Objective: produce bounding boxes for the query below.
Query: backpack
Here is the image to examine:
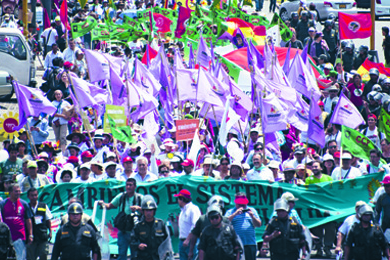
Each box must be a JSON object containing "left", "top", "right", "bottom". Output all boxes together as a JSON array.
[{"left": 40, "top": 67, "right": 61, "bottom": 94}]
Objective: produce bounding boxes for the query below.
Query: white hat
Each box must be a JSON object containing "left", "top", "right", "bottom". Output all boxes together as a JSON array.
[
  {"left": 323, "top": 153, "right": 334, "bottom": 161},
  {"left": 106, "top": 152, "right": 116, "bottom": 158},
  {"left": 341, "top": 153, "right": 352, "bottom": 160},
  {"left": 104, "top": 161, "right": 117, "bottom": 169},
  {"left": 268, "top": 160, "right": 280, "bottom": 169},
  {"left": 80, "top": 163, "right": 91, "bottom": 170}
]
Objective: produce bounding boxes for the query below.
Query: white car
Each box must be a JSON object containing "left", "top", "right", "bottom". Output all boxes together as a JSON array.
[{"left": 279, "top": 0, "right": 358, "bottom": 22}]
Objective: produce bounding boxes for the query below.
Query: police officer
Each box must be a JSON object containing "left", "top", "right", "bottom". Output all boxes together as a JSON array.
[
  {"left": 187, "top": 196, "right": 230, "bottom": 259},
  {"left": 198, "top": 205, "right": 242, "bottom": 260},
  {"left": 342, "top": 42, "right": 355, "bottom": 72},
  {"left": 27, "top": 187, "right": 52, "bottom": 260},
  {"left": 322, "top": 19, "right": 338, "bottom": 64},
  {"left": 52, "top": 203, "right": 100, "bottom": 260},
  {"left": 345, "top": 204, "right": 389, "bottom": 260},
  {"left": 130, "top": 195, "right": 172, "bottom": 260},
  {"left": 296, "top": 11, "right": 310, "bottom": 43},
  {"left": 263, "top": 199, "right": 307, "bottom": 260}
]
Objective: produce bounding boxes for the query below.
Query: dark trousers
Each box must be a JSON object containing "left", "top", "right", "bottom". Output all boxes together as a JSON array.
[
  {"left": 269, "top": 0, "right": 276, "bottom": 12},
  {"left": 244, "top": 245, "right": 257, "bottom": 260}
]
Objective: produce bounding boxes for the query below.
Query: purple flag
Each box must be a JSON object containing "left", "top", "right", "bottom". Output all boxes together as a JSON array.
[
  {"left": 249, "top": 40, "right": 264, "bottom": 70},
  {"left": 219, "top": 97, "right": 241, "bottom": 147},
  {"left": 110, "top": 67, "right": 128, "bottom": 108},
  {"left": 70, "top": 75, "right": 99, "bottom": 109},
  {"left": 130, "top": 84, "right": 159, "bottom": 122},
  {"left": 146, "top": 44, "right": 151, "bottom": 69},
  {"left": 210, "top": 41, "right": 215, "bottom": 71},
  {"left": 102, "top": 53, "right": 122, "bottom": 75},
  {"left": 83, "top": 49, "right": 110, "bottom": 83},
  {"left": 287, "top": 51, "right": 321, "bottom": 101},
  {"left": 265, "top": 132, "right": 281, "bottom": 155},
  {"left": 176, "top": 68, "right": 197, "bottom": 102},
  {"left": 197, "top": 68, "right": 229, "bottom": 107},
  {"left": 289, "top": 94, "right": 310, "bottom": 132},
  {"left": 196, "top": 37, "right": 211, "bottom": 68},
  {"left": 307, "top": 96, "right": 326, "bottom": 147},
  {"left": 133, "top": 59, "right": 162, "bottom": 97},
  {"left": 13, "top": 81, "right": 57, "bottom": 131},
  {"left": 330, "top": 92, "right": 365, "bottom": 128},
  {"left": 260, "top": 92, "right": 288, "bottom": 133},
  {"left": 189, "top": 44, "right": 195, "bottom": 69},
  {"left": 218, "top": 31, "right": 234, "bottom": 42},
  {"left": 282, "top": 45, "right": 291, "bottom": 77},
  {"left": 174, "top": 48, "right": 186, "bottom": 70},
  {"left": 301, "top": 43, "right": 308, "bottom": 63}
]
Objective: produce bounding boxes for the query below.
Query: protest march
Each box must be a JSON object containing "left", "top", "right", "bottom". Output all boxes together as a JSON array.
[{"left": 2, "top": 0, "right": 390, "bottom": 259}]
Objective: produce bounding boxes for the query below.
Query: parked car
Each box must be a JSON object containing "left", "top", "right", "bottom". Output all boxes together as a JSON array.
[
  {"left": 0, "top": 28, "right": 36, "bottom": 101},
  {"left": 354, "top": 0, "right": 390, "bottom": 17},
  {"left": 279, "top": 0, "right": 357, "bottom": 22}
]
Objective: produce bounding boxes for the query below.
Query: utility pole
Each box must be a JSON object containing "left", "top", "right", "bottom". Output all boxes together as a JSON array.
[{"left": 370, "top": 0, "right": 375, "bottom": 50}]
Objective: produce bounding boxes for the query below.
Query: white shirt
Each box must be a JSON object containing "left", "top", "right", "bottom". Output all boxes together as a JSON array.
[
  {"left": 324, "top": 96, "right": 337, "bottom": 114},
  {"left": 62, "top": 46, "right": 80, "bottom": 63},
  {"left": 338, "top": 215, "right": 359, "bottom": 235},
  {"left": 130, "top": 171, "right": 157, "bottom": 182},
  {"left": 51, "top": 100, "right": 71, "bottom": 125},
  {"left": 331, "top": 166, "right": 362, "bottom": 180},
  {"left": 30, "top": 202, "right": 53, "bottom": 224},
  {"left": 373, "top": 186, "right": 385, "bottom": 204},
  {"left": 41, "top": 28, "right": 58, "bottom": 46},
  {"left": 247, "top": 166, "right": 274, "bottom": 181},
  {"left": 90, "top": 172, "right": 105, "bottom": 182},
  {"left": 44, "top": 50, "right": 63, "bottom": 69},
  {"left": 178, "top": 202, "right": 201, "bottom": 239},
  {"left": 361, "top": 127, "right": 383, "bottom": 149}
]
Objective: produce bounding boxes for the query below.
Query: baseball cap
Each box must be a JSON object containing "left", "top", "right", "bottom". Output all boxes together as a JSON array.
[
  {"left": 122, "top": 156, "right": 133, "bottom": 163},
  {"left": 381, "top": 175, "right": 390, "bottom": 185},
  {"left": 80, "top": 163, "right": 91, "bottom": 170},
  {"left": 281, "top": 192, "right": 299, "bottom": 201},
  {"left": 323, "top": 153, "right": 334, "bottom": 161},
  {"left": 67, "top": 156, "right": 79, "bottom": 163},
  {"left": 55, "top": 16, "right": 61, "bottom": 21},
  {"left": 81, "top": 151, "right": 93, "bottom": 158},
  {"left": 104, "top": 161, "right": 117, "bottom": 169},
  {"left": 27, "top": 161, "right": 38, "bottom": 168},
  {"left": 107, "top": 152, "right": 116, "bottom": 158},
  {"left": 181, "top": 159, "right": 194, "bottom": 167},
  {"left": 234, "top": 194, "right": 249, "bottom": 205},
  {"left": 341, "top": 153, "right": 352, "bottom": 160},
  {"left": 174, "top": 189, "right": 191, "bottom": 199},
  {"left": 333, "top": 151, "right": 341, "bottom": 158}
]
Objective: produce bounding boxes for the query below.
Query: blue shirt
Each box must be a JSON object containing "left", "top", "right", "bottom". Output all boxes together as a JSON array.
[
  {"left": 28, "top": 117, "right": 49, "bottom": 145},
  {"left": 225, "top": 206, "right": 259, "bottom": 245}
]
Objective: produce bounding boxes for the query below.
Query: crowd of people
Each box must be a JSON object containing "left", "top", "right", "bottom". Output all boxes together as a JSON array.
[{"left": 1, "top": 0, "right": 390, "bottom": 259}]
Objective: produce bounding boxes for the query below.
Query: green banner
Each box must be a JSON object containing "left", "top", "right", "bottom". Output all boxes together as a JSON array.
[
  {"left": 341, "top": 125, "right": 385, "bottom": 163},
  {"left": 4, "top": 174, "right": 383, "bottom": 254},
  {"left": 71, "top": 17, "right": 98, "bottom": 39},
  {"left": 379, "top": 108, "right": 390, "bottom": 142}
]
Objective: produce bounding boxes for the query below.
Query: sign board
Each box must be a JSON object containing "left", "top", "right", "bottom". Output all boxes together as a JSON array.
[
  {"left": 175, "top": 119, "right": 199, "bottom": 141},
  {"left": 103, "top": 105, "right": 127, "bottom": 133}
]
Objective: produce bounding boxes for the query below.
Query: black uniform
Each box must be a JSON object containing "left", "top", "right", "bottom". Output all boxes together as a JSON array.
[
  {"left": 191, "top": 215, "right": 230, "bottom": 237},
  {"left": 198, "top": 223, "right": 242, "bottom": 260},
  {"left": 342, "top": 51, "right": 355, "bottom": 72},
  {"left": 131, "top": 218, "right": 169, "bottom": 260},
  {"left": 346, "top": 222, "right": 388, "bottom": 260},
  {"left": 322, "top": 28, "right": 338, "bottom": 63},
  {"left": 353, "top": 54, "right": 367, "bottom": 70},
  {"left": 51, "top": 222, "right": 100, "bottom": 260},
  {"left": 262, "top": 216, "right": 305, "bottom": 260},
  {"left": 0, "top": 222, "right": 13, "bottom": 259},
  {"left": 296, "top": 20, "right": 309, "bottom": 43},
  {"left": 30, "top": 202, "right": 50, "bottom": 242}
]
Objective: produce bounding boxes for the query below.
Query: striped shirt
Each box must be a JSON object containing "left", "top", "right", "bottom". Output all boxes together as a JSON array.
[{"left": 225, "top": 206, "right": 259, "bottom": 245}]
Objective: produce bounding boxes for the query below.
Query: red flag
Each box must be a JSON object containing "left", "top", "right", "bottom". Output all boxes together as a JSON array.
[
  {"left": 60, "top": 0, "right": 70, "bottom": 31},
  {"left": 175, "top": 6, "right": 192, "bottom": 38},
  {"left": 141, "top": 45, "right": 158, "bottom": 65},
  {"left": 153, "top": 13, "right": 172, "bottom": 33},
  {"left": 338, "top": 12, "right": 372, "bottom": 40}
]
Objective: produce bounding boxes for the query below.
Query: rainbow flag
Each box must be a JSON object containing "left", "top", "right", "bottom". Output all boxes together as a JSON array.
[{"left": 357, "top": 58, "right": 390, "bottom": 82}]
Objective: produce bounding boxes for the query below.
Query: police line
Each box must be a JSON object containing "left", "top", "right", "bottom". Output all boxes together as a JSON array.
[{"left": 0, "top": 173, "right": 384, "bottom": 254}]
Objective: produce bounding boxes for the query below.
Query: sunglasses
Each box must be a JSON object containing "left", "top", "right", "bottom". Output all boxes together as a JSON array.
[
  {"left": 160, "top": 171, "right": 169, "bottom": 174},
  {"left": 178, "top": 197, "right": 185, "bottom": 201},
  {"left": 221, "top": 163, "right": 229, "bottom": 166},
  {"left": 329, "top": 146, "right": 337, "bottom": 149},
  {"left": 209, "top": 215, "right": 220, "bottom": 220}
]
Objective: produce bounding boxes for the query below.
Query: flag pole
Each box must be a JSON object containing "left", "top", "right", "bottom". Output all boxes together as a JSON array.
[
  {"left": 25, "top": 122, "right": 39, "bottom": 159},
  {"left": 370, "top": 0, "right": 375, "bottom": 50},
  {"left": 67, "top": 73, "right": 96, "bottom": 154},
  {"left": 175, "top": 62, "right": 182, "bottom": 119},
  {"left": 304, "top": 90, "right": 313, "bottom": 174},
  {"left": 199, "top": 104, "right": 211, "bottom": 130}
]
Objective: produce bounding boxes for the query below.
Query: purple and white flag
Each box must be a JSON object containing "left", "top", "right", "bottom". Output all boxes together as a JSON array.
[
  {"left": 287, "top": 51, "right": 321, "bottom": 101},
  {"left": 196, "top": 37, "right": 211, "bottom": 68},
  {"left": 289, "top": 94, "right": 310, "bottom": 132},
  {"left": 176, "top": 68, "right": 197, "bottom": 102},
  {"left": 133, "top": 59, "right": 162, "bottom": 97},
  {"left": 330, "top": 92, "right": 365, "bottom": 128},
  {"left": 219, "top": 97, "right": 241, "bottom": 147},
  {"left": 308, "top": 96, "right": 326, "bottom": 147},
  {"left": 197, "top": 68, "right": 228, "bottom": 107},
  {"left": 83, "top": 49, "right": 110, "bottom": 83},
  {"left": 261, "top": 93, "right": 288, "bottom": 133},
  {"left": 13, "top": 81, "right": 57, "bottom": 131}
]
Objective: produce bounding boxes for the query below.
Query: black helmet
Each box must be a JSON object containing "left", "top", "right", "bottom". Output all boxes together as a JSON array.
[
  {"left": 301, "top": 11, "right": 308, "bottom": 18},
  {"left": 359, "top": 45, "right": 369, "bottom": 53},
  {"left": 68, "top": 203, "right": 83, "bottom": 214},
  {"left": 141, "top": 195, "right": 158, "bottom": 210},
  {"left": 291, "top": 12, "right": 298, "bottom": 19},
  {"left": 325, "top": 19, "right": 332, "bottom": 27}
]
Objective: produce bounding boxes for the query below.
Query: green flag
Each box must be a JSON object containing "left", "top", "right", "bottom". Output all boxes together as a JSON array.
[
  {"left": 379, "top": 108, "right": 390, "bottom": 142},
  {"left": 71, "top": 17, "right": 98, "bottom": 39},
  {"left": 268, "top": 13, "right": 292, "bottom": 42},
  {"left": 341, "top": 125, "right": 385, "bottom": 163},
  {"left": 107, "top": 115, "right": 137, "bottom": 144}
]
